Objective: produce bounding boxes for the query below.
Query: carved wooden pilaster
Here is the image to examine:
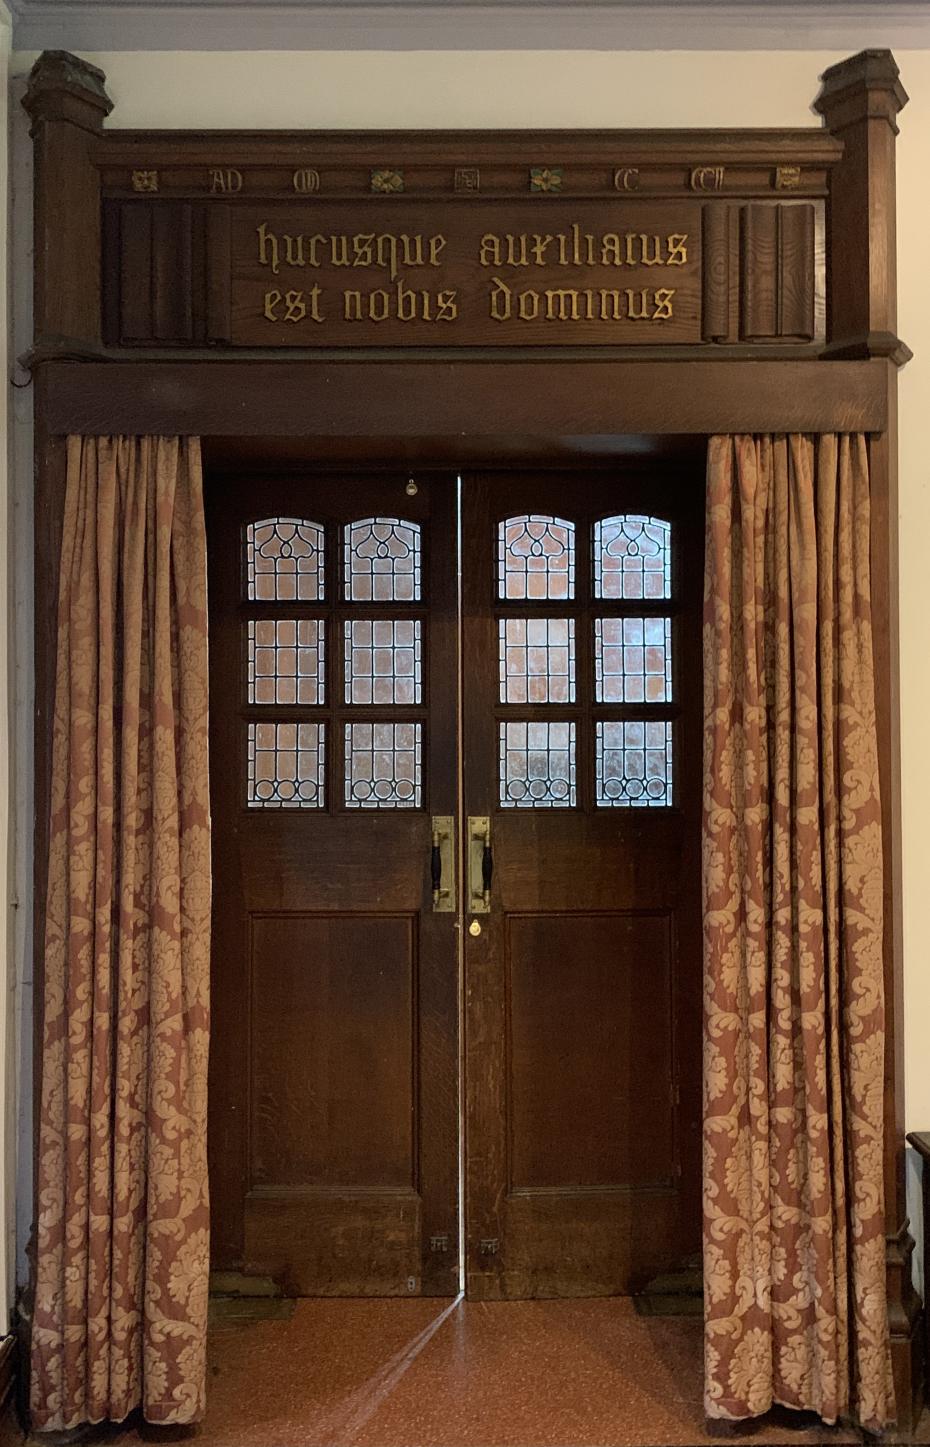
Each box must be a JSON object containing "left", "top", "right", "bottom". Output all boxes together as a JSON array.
[
  {"left": 817, "top": 47, "right": 921, "bottom": 1438},
  {"left": 815, "top": 49, "right": 909, "bottom": 363},
  {"left": 22, "top": 51, "right": 113, "bottom": 355}
]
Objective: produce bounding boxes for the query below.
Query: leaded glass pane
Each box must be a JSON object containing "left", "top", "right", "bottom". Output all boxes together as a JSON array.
[
  {"left": 499, "top": 721, "right": 576, "bottom": 808},
  {"left": 247, "top": 619, "right": 325, "bottom": 705},
  {"left": 345, "top": 722, "right": 422, "bottom": 808},
  {"left": 498, "top": 515, "right": 575, "bottom": 601},
  {"left": 246, "top": 517, "right": 324, "bottom": 601},
  {"left": 344, "top": 619, "right": 422, "bottom": 704},
  {"left": 595, "top": 616, "right": 671, "bottom": 704},
  {"left": 596, "top": 720, "right": 672, "bottom": 807},
  {"left": 344, "top": 518, "right": 421, "bottom": 601},
  {"left": 499, "top": 617, "right": 575, "bottom": 704},
  {"left": 247, "top": 722, "right": 325, "bottom": 808},
  {"left": 594, "top": 515, "right": 670, "bottom": 600}
]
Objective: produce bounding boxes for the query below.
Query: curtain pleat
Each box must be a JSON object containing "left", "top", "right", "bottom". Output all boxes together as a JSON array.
[
  {"left": 31, "top": 436, "right": 211, "bottom": 1430},
  {"left": 702, "top": 434, "right": 892, "bottom": 1431}
]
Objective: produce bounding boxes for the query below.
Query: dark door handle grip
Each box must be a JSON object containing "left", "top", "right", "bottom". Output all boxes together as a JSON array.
[
  {"left": 481, "top": 840, "right": 494, "bottom": 898},
  {"left": 431, "top": 817, "right": 454, "bottom": 912}
]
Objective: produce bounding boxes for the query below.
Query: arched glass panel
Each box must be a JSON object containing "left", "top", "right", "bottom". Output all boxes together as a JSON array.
[
  {"left": 498, "top": 515, "right": 575, "bottom": 601},
  {"left": 344, "top": 517, "right": 421, "bottom": 601},
  {"left": 246, "top": 517, "right": 324, "bottom": 601},
  {"left": 594, "top": 515, "right": 670, "bottom": 600}
]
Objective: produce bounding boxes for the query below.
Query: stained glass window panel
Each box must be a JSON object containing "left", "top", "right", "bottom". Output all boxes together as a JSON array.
[
  {"left": 344, "top": 518, "right": 421, "bottom": 601},
  {"left": 498, "top": 617, "right": 575, "bottom": 704},
  {"left": 246, "top": 517, "right": 324, "bottom": 601},
  {"left": 247, "top": 722, "right": 325, "bottom": 808},
  {"left": 594, "top": 515, "right": 670, "bottom": 600},
  {"left": 594, "top": 616, "right": 671, "bottom": 703},
  {"left": 596, "top": 720, "right": 672, "bottom": 807},
  {"left": 345, "top": 619, "right": 422, "bottom": 704},
  {"left": 345, "top": 722, "right": 422, "bottom": 808},
  {"left": 499, "top": 721, "right": 576, "bottom": 808},
  {"left": 247, "top": 619, "right": 325, "bottom": 705},
  {"left": 499, "top": 515, "right": 575, "bottom": 601}
]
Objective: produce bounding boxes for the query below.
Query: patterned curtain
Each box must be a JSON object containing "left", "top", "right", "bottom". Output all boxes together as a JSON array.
[
  {"left": 30, "top": 437, "right": 211, "bottom": 1430},
  {"left": 702, "top": 434, "right": 892, "bottom": 1432}
]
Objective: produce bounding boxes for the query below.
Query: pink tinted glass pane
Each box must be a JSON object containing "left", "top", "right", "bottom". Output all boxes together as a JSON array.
[
  {"left": 595, "top": 515, "right": 670, "bottom": 600},
  {"left": 499, "top": 516, "right": 575, "bottom": 600},
  {"left": 499, "top": 617, "right": 575, "bottom": 703},
  {"left": 246, "top": 518, "right": 324, "bottom": 601}
]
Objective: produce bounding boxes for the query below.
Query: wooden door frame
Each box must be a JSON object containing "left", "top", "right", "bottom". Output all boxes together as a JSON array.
[{"left": 23, "top": 46, "right": 920, "bottom": 1432}]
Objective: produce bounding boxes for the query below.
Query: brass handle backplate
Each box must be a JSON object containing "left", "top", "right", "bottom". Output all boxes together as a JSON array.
[
  {"left": 467, "top": 816, "right": 491, "bottom": 914},
  {"left": 431, "top": 816, "right": 455, "bottom": 912}
]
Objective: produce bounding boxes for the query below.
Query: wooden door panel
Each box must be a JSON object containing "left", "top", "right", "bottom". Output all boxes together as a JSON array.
[
  {"left": 507, "top": 912, "right": 674, "bottom": 1191},
  {"left": 495, "top": 815, "right": 685, "bottom": 910},
  {"left": 243, "top": 1192, "right": 422, "bottom": 1297},
  {"left": 463, "top": 469, "right": 703, "bottom": 1300},
  {"left": 238, "top": 817, "right": 428, "bottom": 910},
  {"left": 496, "top": 1192, "right": 681, "bottom": 1300},
  {"left": 250, "top": 913, "right": 416, "bottom": 1191},
  {"left": 207, "top": 471, "right": 459, "bottom": 1298}
]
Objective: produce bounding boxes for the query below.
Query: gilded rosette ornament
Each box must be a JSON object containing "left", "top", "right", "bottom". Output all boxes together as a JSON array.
[
  {"left": 371, "top": 169, "right": 405, "bottom": 194},
  {"left": 530, "top": 167, "right": 563, "bottom": 193}
]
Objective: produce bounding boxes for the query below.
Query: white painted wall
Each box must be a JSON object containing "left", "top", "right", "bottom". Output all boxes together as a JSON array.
[{"left": 7, "top": 42, "right": 930, "bottom": 1293}]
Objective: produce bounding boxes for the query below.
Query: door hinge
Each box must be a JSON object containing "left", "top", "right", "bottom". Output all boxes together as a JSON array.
[
  {"left": 479, "top": 1237, "right": 499, "bottom": 1256},
  {"left": 429, "top": 1234, "right": 450, "bottom": 1253}
]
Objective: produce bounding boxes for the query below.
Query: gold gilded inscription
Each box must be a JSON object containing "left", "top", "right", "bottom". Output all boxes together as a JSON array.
[
  {"left": 211, "top": 167, "right": 243, "bottom": 193},
  {"left": 478, "top": 227, "right": 688, "bottom": 268},
  {"left": 257, "top": 223, "right": 446, "bottom": 280},
  {"left": 343, "top": 285, "right": 458, "bottom": 322},
  {"left": 263, "top": 287, "right": 325, "bottom": 322},
  {"left": 690, "top": 166, "right": 724, "bottom": 192},
  {"left": 614, "top": 168, "right": 640, "bottom": 192},
  {"left": 293, "top": 168, "right": 321, "bottom": 194},
  {"left": 488, "top": 278, "right": 676, "bottom": 322},
  {"left": 247, "top": 210, "right": 696, "bottom": 334}
]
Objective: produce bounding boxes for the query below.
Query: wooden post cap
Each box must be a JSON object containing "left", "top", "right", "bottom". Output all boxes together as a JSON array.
[
  {"left": 906, "top": 1132, "right": 930, "bottom": 1162},
  {"left": 22, "top": 50, "right": 113, "bottom": 135},
  {"left": 814, "top": 49, "right": 908, "bottom": 133}
]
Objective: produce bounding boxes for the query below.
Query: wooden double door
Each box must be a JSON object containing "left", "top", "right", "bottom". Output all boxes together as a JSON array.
[{"left": 207, "top": 466, "right": 702, "bottom": 1301}]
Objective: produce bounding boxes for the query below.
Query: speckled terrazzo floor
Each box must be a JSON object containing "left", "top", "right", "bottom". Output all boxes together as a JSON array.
[{"left": 5, "top": 1296, "right": 929, "bottom": 1447}]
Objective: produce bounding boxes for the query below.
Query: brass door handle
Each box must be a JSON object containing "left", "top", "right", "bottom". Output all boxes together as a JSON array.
[
  {"left": 431, "top": 816, "right": 454, "bottom": 912},
  {"left": 468, "top": 816, "right": 491, "bottom": 914}
]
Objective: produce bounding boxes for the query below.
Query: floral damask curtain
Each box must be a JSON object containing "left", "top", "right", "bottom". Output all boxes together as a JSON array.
[
  {"left": 702, "top": 434, "right": 892, "bottom": 1432},
  {"left": 31, "top": 437, "right": 211, "bottom": 1430}
]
